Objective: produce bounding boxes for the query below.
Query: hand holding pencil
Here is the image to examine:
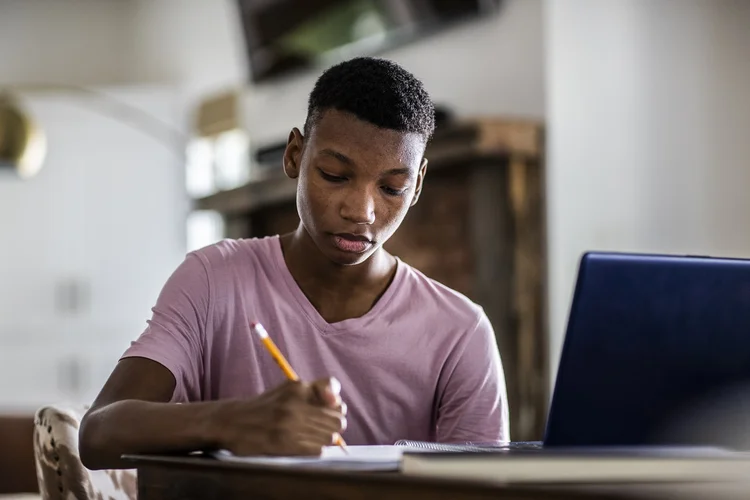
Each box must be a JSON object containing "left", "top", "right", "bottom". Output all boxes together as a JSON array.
[{"left": 251, "top": 321, "right": 349, "bottom": 453}]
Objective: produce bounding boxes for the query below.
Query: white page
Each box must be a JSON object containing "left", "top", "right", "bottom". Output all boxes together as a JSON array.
[{"left": 213, "top": 445, "right": 403, "bottom": 471}]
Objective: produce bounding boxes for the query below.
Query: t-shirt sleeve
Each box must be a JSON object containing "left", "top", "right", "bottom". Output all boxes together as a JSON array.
[
  {"left": 120, "top": 252, "right": 211, "bottom": 402},
  {"left": 435, "top": 310, "right": 510, "bottom": 443}
]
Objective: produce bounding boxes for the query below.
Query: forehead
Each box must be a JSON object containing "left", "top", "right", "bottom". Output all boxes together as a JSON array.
[{"left": 307, "top": 109, "right": 425, "bottom": 167}]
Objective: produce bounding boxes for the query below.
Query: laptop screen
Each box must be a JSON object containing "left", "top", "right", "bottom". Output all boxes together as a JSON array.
[{"left": 545, "top": 252, "right": 750, "bottom": 449}]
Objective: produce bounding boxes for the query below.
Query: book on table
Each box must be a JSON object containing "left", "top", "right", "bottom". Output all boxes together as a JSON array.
[{"left": 399, "top": 446, "right": 750, "bottom": 483}]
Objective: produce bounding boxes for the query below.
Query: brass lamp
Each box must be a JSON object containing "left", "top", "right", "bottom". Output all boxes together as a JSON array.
[{"left": 0, "top": 93, "right": 47, "bottom": 179}]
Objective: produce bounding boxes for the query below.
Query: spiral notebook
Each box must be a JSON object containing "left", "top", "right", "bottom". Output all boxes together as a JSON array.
[{"left": 394, "top": 440, "right": 544, "bottom": 452}]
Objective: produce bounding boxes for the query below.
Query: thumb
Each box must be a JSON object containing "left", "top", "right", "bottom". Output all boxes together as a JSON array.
[{"left": 309, "top": 377, "right": 341, "bottom": 408}]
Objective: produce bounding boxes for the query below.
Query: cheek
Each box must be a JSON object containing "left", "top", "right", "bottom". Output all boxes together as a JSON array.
[
  {"left": 297, "top": 175, "right": 332, "bottom": 227},
  {"left": 378, "top": 197, "right": 412, "bottom": 233}
]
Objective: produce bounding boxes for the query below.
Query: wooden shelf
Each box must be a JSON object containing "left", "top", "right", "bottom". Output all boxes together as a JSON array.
[{"left": 194, "top": 173, "right": 297, "bottom": 216}]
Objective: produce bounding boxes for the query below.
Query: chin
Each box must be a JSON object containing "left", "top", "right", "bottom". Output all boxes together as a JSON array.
[
  {"left": 318, "top": 240, "right": 378, "bottom": 266},
  {"left": 326, "top": 248, "right": 373, "bottom": 266}
]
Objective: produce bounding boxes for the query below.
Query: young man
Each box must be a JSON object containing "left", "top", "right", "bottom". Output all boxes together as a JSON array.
[{"left": 79, "top": 57, "right": 508, "bottom": 470}]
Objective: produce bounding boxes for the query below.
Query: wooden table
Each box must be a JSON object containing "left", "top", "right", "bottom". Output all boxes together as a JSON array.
[{"left": 126, "top": 454, "right": 708, "bottom": 500}]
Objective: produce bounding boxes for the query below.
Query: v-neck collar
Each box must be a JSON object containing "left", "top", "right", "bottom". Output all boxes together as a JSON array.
[{"left": 269, "top": 235, "right": 404, "bottom": 335}]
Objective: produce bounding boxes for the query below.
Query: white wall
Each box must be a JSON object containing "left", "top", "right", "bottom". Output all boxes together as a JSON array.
[
  {"left": 0, "top": 88, "right": 187, "bottom": 411},
  {"left": 546, "top": 0, "right": 750, "bottom": 387},
  {"left": 128, "top": 0, "right": 248, "bottom": 101},
  {"left": 0, "top": 0, "right": 134, "bottom": 86},
  {"left": 243, "top": 0, "right": 545, "bottom": 145},
  {"left": 0, "top": 1, "right": 190, "bottom": 410},
  {"left": 0, "top": 0, "right": 247, "bottom": 99},
  {"left": 0, "top": 1, "right": 194, "bottom": 410}
]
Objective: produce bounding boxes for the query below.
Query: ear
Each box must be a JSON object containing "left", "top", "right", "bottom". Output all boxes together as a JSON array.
[
  {"left": 283, "top": 127, "right": 305, "bottom": 179},
  {"left": 410, "top": 158, "right": 428, "bottom": 207}
]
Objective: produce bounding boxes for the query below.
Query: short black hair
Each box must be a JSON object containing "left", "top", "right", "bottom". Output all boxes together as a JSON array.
[{"left": 304, "top": 57, "right": 435, "bottom": 142}]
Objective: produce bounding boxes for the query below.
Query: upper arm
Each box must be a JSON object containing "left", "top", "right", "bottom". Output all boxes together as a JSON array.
[
  {"left": 435, "top": 311, "right": 510, "bottom": 443},
  {"left": 88, "top": 357, "right": 176, "bottom": 413},
  {"left": 112, "top": 252, "right": 212, "bottom": 404}
]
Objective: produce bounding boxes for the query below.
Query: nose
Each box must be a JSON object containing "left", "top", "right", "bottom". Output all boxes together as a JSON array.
[{"left": 340, "top": 186, "right": 375, "bottom": 225}]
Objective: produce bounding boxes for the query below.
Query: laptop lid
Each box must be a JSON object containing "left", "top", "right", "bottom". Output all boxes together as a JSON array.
[{"left": 544, "top": 252, "right": 750, "bottom": 448}]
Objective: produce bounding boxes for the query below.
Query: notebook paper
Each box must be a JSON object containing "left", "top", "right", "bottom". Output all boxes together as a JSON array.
[{"left": 213, "top": 445, "right": 403, "bottom": 471}]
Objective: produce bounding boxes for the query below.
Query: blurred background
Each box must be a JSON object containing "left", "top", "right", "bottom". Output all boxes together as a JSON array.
[{"left": 1, "top": 0, "right": 749, "bottom": 495}]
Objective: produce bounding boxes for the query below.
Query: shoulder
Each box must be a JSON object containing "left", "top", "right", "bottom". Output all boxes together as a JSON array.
[
  {"left": 189, "top": 236, "right": 278, "bottom": 276},
  {"left": 396, "top": 260, "right": 486, "bottom": 332}
]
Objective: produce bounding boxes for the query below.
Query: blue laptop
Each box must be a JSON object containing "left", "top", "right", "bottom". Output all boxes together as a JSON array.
[{"left": 544, "top": 251, "right": 750, "bottom": 449}]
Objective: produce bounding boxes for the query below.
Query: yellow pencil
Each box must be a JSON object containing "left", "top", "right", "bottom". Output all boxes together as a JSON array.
[{"left": 251, "top": 321, "right": 348, "bottom": 452}]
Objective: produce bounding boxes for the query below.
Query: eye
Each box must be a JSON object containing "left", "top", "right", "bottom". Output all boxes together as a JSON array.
[
  {"left": 318, "top": 169, "right": 346, "bottom": 183},
  {"left": 381, "top": 185, "right": 408, "bottom": 197}
]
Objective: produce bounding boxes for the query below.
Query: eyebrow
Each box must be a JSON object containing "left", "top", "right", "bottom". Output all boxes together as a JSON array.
[
  {"left": 319, "top": 148, "right": 414, "bottom": 177},
  {"left": 320, "top": 148, "right": 355, "bottom": 166},
  {"left": 383, "top": 167, "right": 412, "bottom": 177}
]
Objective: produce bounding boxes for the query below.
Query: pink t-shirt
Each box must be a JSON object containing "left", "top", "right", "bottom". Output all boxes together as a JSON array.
[{"left": 122, "top": 236, "right": 509, "bottom": 444}]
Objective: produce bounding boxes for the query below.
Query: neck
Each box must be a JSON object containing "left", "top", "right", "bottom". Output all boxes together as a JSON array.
[
  {"left": 279, "top": 225, "right": 397, "bottom": 322},
  {"left": 281, "top": 225, "right": 394, "bottom": 291}
]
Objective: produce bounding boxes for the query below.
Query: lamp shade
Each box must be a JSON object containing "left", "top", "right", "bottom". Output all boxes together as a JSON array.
[{"left": 0, "top": 94, "right": 46, "bottom": 179}]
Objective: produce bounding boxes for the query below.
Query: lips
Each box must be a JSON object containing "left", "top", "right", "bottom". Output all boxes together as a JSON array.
[{"left": 332, "top": 233, "right": 373, "bottom": 254}]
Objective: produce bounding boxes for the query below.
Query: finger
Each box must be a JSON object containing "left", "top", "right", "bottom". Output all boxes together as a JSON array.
[
  {"left": 281, "top": 434, "right": 325, "bottom": 457},
  {"left": 292, "top": 438, "right": 326, "bottom": 457},
  {"left": 332, "top": 432, "right": 345, "bottom": 446},
  {"left": 309, "top": 377, "right": 341, "bottom": 407},
  {"left": 273, "top": 379, "right": 308, "bottom": 401},
  {"left": 329, "top": 398, "right": 347, "bottom": 414},
  {"left": 299, "top": 426, "right": 341, "bottom": 449},
  {"left": 274, "top": 417, "right": 343, "bottom": 456},
  {"left": 290, "top": 424, "right": 339, "bottom": 450},
  {"left": 310, "top": 377, "right": 340, "bottom": 407},
  {"left": 298, "top": 443, "right": 325, "bottom": 456},
  {"left": 285, "top": 399, "right": 345, "bottom": 430},
  {"left": 303, "top": 406, "right": 347, "bottom": 434},
  {"left": 306, "top": 409, "right": 347, "bottom": 432},
  {"left": 265, "top": 426, "right": 330, "bottom": 457}
]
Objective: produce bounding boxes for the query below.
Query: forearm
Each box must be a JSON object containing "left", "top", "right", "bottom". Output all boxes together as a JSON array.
[{"left": 79, "top": 399, "right": 225, "bottom": 470}]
